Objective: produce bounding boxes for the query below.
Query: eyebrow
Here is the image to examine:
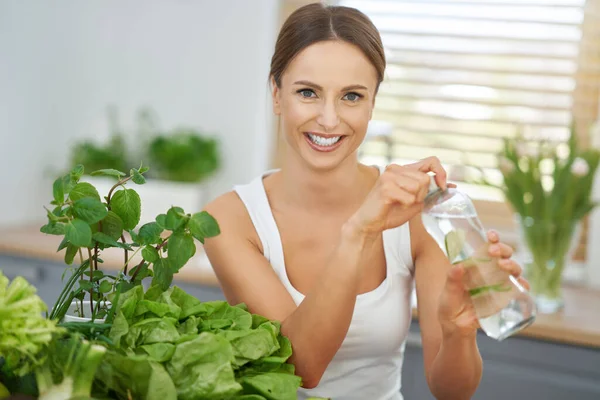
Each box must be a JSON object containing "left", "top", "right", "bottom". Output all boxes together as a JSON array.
[{"left": 293, "top": 80, "right": 368, "bottom": 92}]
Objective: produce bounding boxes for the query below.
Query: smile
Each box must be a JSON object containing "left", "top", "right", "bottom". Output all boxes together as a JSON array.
[{"left": 304, "top": 132, "right": 346, "bottom": 151}]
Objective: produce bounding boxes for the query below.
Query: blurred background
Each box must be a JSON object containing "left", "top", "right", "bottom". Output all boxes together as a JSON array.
[{"left": 1, "top": 0, "right": 599, "bottom": 399}]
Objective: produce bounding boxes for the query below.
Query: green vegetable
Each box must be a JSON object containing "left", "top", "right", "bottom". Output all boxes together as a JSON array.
[
  {"left": 469, "top": 283, "right": 512, "bottom": 297},
  {"left": 35, "top": 336, "right": 106, "bottom": 400},
  {"left": 444, "top": 229, "right": 466, "bottom": 263},
  {"left": 0, "top": 272, "right": 63, "bottom": 376},
  {"left": 101, "top": 285, "right": 300, "bottom": 399}
]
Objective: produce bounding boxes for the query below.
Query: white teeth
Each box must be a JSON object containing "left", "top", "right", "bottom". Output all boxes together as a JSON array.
[{"left": 308, "top": 134, "right": 341, "bottom": 147}]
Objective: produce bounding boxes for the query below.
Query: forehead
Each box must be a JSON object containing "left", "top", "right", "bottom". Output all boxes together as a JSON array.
[{"left": 282, "top": 40, "right": 378, "bottom": 88}]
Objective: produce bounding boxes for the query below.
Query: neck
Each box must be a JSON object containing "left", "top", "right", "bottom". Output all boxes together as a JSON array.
[{"left": 276, "top": 149, "right": 374, "bottom": 212}]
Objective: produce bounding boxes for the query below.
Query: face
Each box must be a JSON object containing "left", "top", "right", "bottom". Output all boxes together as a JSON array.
[{"left": 272, "top": 40, "right": 379, "bottom": 171}]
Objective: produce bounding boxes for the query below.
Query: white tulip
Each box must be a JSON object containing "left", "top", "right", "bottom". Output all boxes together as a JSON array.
[{"left": 571, "top": 157, "right": 590, "bottom": 177}]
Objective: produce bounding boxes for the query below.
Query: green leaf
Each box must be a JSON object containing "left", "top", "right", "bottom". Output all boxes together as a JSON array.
[
  {"left": 69, "top": 182, "right": 100, "bottom": 202},
  {"left": 111, "top": 189, "right": 142, "bottom": 230},
  {"left": 164, "top": 207, "right": 187, "bottom": 232},
  {"left": 139, "top": 165, "right": 150, "bottom": 174},
  {"left": 142, "top": 246, "right": 160, "bottom": 263},
  {"left": 73, "top": 197, "right": 108, "bottom": 224},
  {"left": 52, "top": 176, "right": 65, "bottom": 205},
  {"left": 57, "top": 236, "right": 69, "bottom": 252},
  {"left": 93, "top": 232, "right": 133, "bottom": 250},
  {"left": 166, "top": 333, "right": 242, "bottom": 400},
  {"left": 79, "top": 280, "right": 93, "bottom": 291},
  {"left": 131, "top": 168, "right": 146, "bottom": 185},
  {"left": 90, "top": 169, "right": 126, "bottom": 178},
  {"left": 238, "top": 373, "right": 302, "bottom": 400},
  {"left": 64, "top": 244, "right": 78, "bottom": 265},
  {"left": 99, "top": 280, "right": 112, "bottom": 293},
  {"left": 151, "top": 258, "right": 174, "bottom": 291},
  {"left": 167, "top": 232, "right": 195, "bottom": 272},
  {"left": 102, "top": 211, "right": 124, "bottom": 240},
  {"left": 70, "top": 164, "right": 84, "bottom": 179},
  {"left": 138, "top": 222, "right": 164, "bottom": 245},
  {"left": 66, "top": 219, "right": 92, "bottom": 247},
  {"left": 140, "top": 343, "right": 176, "bottom": 363},
  {"left": 189, "top": 211, "right": 220, "bottom": 243},
  {"left": 40, "top": 222, "right": 66, "bottom": 235},
  {"left": 156, "top": 214, "right": 167, "bottom": 229},
  {"left": 217, "top": 324, "right": 280, "bottom": 367}
]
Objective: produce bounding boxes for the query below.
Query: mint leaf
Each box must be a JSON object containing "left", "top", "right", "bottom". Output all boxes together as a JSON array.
[
  {"left": 70, "top": 164, "right": 84, "bottom": 181},
  {"left": 189, "top": 211, "right": 220, "bottom": 243},
  {"left": 151, "top": 258, "right": 174, "bottom": 291},
  {"left": 101, "top": 211, "right": 124, "bottom": 240},
  {"left": 57, "top": 236, "right": 69, "bottom": 252},
  {"left": 142, "top": 246, "right": 159, "bottom": 263},
  {"left": 99, "top": 280, "right": 112, "bottom": 293},
  {"left": 93, "top": 232, "right": 133, "bottom": 250},
  {"left": 131, "top": 169, "right": 146, "bottom": 185},
  {"left": 138, "top": 222, "right": 164, "bottom": 245},
  {"left": 165, "top": 207, "right": 187, "bottom": 232},
  {"left": 90, "top": 169, "right": 126, "bottom": 178},
  {"left": 64, "top": 244, "right": 78, "bottom": 265},
  {"left": 167, "top": 232, "right": 195, "bottom": 272},
  {"left": 73, "top": 197, "right": 108, "bottom": 224},
  {"left": 69, "top": 182, "right": 101, "bottom": 202},
  {"left": 66, "top": 219, "right": 92, "bottom": 247},
  {"left": 139, "top": 165, "right": 150, "bottom": 174},
  {"left": 52, "top": 176, "right": 65, "bottom": 205},
  {"left": 40, "top": 222, "right": 66, "bottom": 235},
  {"left": 111, "top": 189, "right": 141, "bottom": 230},
  {"left": 156, "top": 214, "right": 167, "bottom": 229}
]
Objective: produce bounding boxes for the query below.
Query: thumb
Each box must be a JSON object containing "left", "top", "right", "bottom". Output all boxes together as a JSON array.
[{"left": 444, "top": 263, "right": 466, "bottom": 299}]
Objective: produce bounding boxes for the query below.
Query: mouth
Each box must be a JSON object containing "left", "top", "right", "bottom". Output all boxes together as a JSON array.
[{"left": 304, "top": 132, "right": 346, "bottom": 152}]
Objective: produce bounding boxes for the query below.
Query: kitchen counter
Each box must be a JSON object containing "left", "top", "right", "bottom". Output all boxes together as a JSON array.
[{"left": 1, "top": 225, "right": 599, "bottom": 348}]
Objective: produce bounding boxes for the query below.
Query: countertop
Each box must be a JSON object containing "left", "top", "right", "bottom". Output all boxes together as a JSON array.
[{"left": 1, "top": 225, "right": 599, "bottom": 348}]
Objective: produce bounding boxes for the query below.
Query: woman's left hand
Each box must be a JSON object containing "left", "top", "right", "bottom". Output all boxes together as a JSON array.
[{"left": 436, "top": 230, "right": 530, "bottom": 338}]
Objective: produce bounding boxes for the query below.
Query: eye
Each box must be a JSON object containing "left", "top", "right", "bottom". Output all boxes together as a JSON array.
[
  {"left": 297, "top": 89, "right": 316, "bottom": 98},
  {"left": 343, "top": 92, "right": 363, "bottom": 102}
]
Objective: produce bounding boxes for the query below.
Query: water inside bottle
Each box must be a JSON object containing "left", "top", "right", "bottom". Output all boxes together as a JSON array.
[{"left": 422, "top": 211, "right": 536, "bottom": 340}]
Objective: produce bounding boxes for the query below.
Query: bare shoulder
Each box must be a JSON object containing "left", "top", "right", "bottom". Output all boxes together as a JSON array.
[{"left": 203, "top": 190, "right": 262, "bottom": 252}]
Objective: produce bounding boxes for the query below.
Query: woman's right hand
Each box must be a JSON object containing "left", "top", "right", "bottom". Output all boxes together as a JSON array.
[{"left": 348, "top": 157, "right": 448, "bottom": 237}]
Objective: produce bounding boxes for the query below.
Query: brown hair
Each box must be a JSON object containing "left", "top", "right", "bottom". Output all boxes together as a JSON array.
[{"left": 270, "top": 3, "right": 386, "bottom": 91}]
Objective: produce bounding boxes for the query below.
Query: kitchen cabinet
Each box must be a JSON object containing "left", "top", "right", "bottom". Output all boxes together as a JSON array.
[{"left": 401, "top": 321, "right": 600, "bottom": 399}]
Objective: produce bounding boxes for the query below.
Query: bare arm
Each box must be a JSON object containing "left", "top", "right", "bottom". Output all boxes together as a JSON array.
[
  {"left": 411, "top": 214, "right": 482, "bottom": 400},
  {"left": 203, "top": 192, "right": 377, "bottom": 388}
]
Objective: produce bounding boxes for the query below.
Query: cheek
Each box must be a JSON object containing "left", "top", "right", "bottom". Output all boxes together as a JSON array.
[
  {"left": 280, "top": 98, "right": 315, "bottom": 132},
  {"left": 340, "top": 105, "right": 371, "bottom": 136}
]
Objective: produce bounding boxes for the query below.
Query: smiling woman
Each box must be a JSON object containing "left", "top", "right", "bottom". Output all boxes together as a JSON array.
[{"left": 202, "top": 3, "right": 526, "bottom": 400}]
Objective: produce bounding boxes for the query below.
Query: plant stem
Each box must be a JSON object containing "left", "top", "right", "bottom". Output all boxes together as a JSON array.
[
  {"left": 130, "top": 259, "right": 145, "bottom": 281},
  {"left": 106, "top": 176, "right": 132, "bottom": 210},
  {"left": 121, "top": 234, "right": 129, "bottom": 275},
  {"left": 87, "top": 247, "right": 94, "bottom": 318},
  {"left": 79, "top": 249, "right": 85, "bottom": 317}
]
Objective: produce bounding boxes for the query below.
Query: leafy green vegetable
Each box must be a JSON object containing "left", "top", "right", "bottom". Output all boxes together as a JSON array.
[
  {"left": 111, "top": 188, "right": 141, "bottom": 230},
  {"left": 103, "top": 285, "right": 300, "bottom": 400},
  {"left": 0, "top": 272, "right": 63, "bottom": 376}
]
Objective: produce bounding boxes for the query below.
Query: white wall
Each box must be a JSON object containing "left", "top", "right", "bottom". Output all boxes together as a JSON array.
[{"left": 0, "top": 0, "right": 279, "bottom": 227}]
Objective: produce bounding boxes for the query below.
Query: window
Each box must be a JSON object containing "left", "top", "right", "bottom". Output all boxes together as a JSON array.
[
  {"left": 341, "top": 0, "right": 600, "bottom": 239},
  {"left": 277, "top": 0, "right": 600, "bottom": 260}
]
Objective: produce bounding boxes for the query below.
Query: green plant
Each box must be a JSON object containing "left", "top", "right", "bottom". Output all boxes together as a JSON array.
[
  {"left": 147, "top": 128, "right": 220, "bottom": 183},
  {"left": 39, "top": 163, "right": 221, "bottom": 323},
  {"left": 70, "top": 134, "right": 131, "bottom": 175},
  {"left": 478, "top": 125, "right": 600, "bottom": 300}
]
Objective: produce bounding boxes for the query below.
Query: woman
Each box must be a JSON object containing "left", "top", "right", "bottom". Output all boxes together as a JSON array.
[{"left": 204, "top": 3, "right": 528, "bottom": 399}]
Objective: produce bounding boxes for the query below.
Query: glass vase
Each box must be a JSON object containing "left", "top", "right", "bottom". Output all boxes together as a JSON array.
[{"left": 515, "top": 215, "right": 582, "bottom": 314}]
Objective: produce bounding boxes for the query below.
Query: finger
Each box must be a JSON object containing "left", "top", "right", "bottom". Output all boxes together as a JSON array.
[
  {"left": 380, "top": 179, "right": 420, "bottom": 208},
  {"left": 384, "top": 167, "right": 430, "bottom": 201},
  {"left": 447, "top": 182, "right": 457, "bottom": 189},
  {"left": 408, "top": 157, "right": 447, "bottom": 190},
  {"left": 445, "top": 263, "right": 466, "bottom": 297},
  {"left": 488, "top": 242, "right": 513, "bottom": 259},
  {"left": 486, "top": 230, "right": 500, "bottom": 243},
  {"left": 517, "top": 276, "right": 531, "bottom": 291},
  {"left": 498, "top": 258, "right": 523, "bottom": 277}
]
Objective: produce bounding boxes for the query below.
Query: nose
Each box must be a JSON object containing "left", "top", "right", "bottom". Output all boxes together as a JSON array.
[{"left": 316, "top": 98, "right": 340, "bottom": 132}]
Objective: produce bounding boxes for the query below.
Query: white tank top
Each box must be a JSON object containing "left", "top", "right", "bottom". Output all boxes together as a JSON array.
[{"left": 233, "top": 170, "right": 415, "bottom": 400}]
